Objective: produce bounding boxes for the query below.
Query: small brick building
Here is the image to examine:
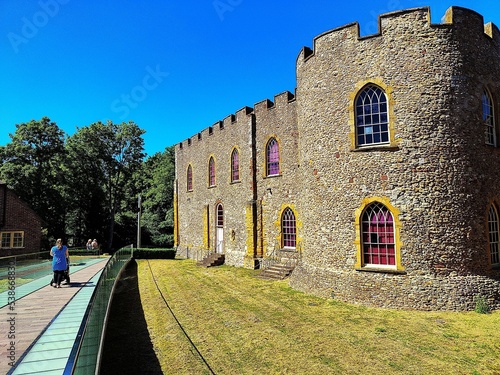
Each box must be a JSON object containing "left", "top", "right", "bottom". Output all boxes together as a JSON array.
[
  {"left": 0, "top": 181, "right": 43, "bottom": 256},
  {"left": 174, "top": 6, "right": 500, "bottom": 311}
]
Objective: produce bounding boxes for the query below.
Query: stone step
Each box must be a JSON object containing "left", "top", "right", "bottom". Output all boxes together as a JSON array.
[
  {"left": 198, "top": 253, "right": 225, "bottom": 268},
  {"left": 257, "top": 264, "right": 295, "bottom": 280}
]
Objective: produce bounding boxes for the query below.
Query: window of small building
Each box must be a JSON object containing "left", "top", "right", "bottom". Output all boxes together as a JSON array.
[
  {"left": 1, "top": 231, "right": 25, "bottom": 248},
  {"left": 266, "top": 138, "right": 280, "bottom": 176},
  {"left": 187, "top": 164, "right": 193, "bottom": 192},
  {"left": 483, "top": 89, "right": 496, "bottom": 146},
  {"left": 361, "top": 202, "right": 395, "bottom": 267},
  {"left": 231, "top": 148, "right": 240, "bottom": 182},
  {"left": 209, "top": 157, "right": 216, "bottom": 187},
  {"left": 355, "top": 84, "right": 389, "bottom": 147},
  {"left": 488, "top": 205, "right": 500, "bottom": 265},
  {"left": 281, "top": 207, "right": 297, "bottom": 249}
]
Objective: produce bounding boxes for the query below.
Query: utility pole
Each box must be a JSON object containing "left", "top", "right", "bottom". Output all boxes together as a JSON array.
[{"left": 137, "top": 194, "right": 142, "bottom": 249}]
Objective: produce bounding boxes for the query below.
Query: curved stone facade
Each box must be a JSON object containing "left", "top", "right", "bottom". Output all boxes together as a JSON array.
[{"left": 175, "top": 6, "right": 500, "bottom": 310}]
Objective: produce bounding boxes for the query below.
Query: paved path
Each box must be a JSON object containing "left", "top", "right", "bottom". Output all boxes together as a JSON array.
[{"left": 0, "top": 258, "right": 109, "bottom": 375}]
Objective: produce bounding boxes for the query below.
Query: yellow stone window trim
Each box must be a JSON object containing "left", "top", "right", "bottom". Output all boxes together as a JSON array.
[
  {"left": 348, "top": 78, "right": 398, "bottom": 151},
  {"left": 230, "top": 145, "right": 241, "bottom": 183},
  {"left": 262, "top": 135, "right": 282, "bottom": 178},
  {"left": 208, "top": 154, "right": 217, "bottom": 187},
  {"left": 487, "top": 200, "right": 500, "bottom": 267},
  {"left": 353, "top": 196, "right": 404, "bottom": 271},
  {"left": 274, "top": 203, "right": 303, "bottom": 251}
]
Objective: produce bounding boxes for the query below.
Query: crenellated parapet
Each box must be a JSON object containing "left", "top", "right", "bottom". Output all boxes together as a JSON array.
[
  {"left": 176, "top": 106, "right": 253, "bottom": 151},
  {"left": 176, "top": 91, "right": 296, "bottom": 152},
  {"left": 297, "top": 6, "right": 500, "bottom": 67}
]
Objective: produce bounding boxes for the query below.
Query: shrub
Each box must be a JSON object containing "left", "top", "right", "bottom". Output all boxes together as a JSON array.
[
  {"left": 474, "top": 295, "right": 491, "bottom": 314},
  {"left": 133, "top": 248, "right": 176, "bottom": 259}
]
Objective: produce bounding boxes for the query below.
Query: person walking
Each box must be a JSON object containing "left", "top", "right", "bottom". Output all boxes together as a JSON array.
[{"left": 50, "top": 239, "right": 69, "bottom": 288}]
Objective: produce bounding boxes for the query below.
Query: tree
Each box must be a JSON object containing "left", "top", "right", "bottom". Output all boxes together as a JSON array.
[
  {"left": 0, "top": 117, "right": 67, "bottom": 240},
  {"left": 139, "top": 146, "right": 175, "bottom": 247},
  {"left": 64, "top": 121, "right": 145, "bottom": 250}
]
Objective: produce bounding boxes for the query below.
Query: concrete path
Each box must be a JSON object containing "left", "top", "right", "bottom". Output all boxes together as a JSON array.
[{"left": 0, "top": 258, "right": 109, "bottom": 375}]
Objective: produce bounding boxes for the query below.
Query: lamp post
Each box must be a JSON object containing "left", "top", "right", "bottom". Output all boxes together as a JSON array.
[{"left": 137, "top": 194, "right": 142, "bottom": 249}]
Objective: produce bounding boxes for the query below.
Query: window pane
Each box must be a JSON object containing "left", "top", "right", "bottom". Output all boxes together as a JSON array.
[
  {"left": 483, "top": 90, "right": 496, "bottom": 146},
  {"left": 209, "top": 158, "right": 216, "bottom": 186},
  {"left": 355, "top": 85, "right": 389, "bottom": 146},
  {"left": 282, "top": 208, "right": 296, "bottom": 248},
  {"left": 187, "top": 165, "right": 193, "bottom": 191},
  {"left": 217, "top": 204, "right": 224, "bottom": 227},
  {"left": 13, "top": 233, "right": 23, "bottom": 248},
  {"left": 489, "top": 206, "right": 500, "bottom": 264},
  {"left": 361, "top": 203, "right": 395, "bottom": 266},
  {"left": 231, "top": 149, "right": 239, "bottom": 182},
  {"left": 267, "top": 138, "right": 279, "bottom": 176},
  {"left": 1, "top": 233, "right": 11, "bottom": 248}
]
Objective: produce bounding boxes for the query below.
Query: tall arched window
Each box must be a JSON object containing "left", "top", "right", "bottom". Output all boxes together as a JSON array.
[
  {"left": 281, "top": 207, "right": 296, "bottom": 249},
  {"left": 355, "top": 84, "right": 389, "bottom": 147},
  {"left": 231, "top": 148, "right": 239, "bottom": 182},
  {"left": 488, "top": 205, "right": 500, "bottom": 265},
  {"left": 208, "top": 157, "right": 216, "bottom": 187},
  {"left": 187, "top": 165, "right": 193, "bottom": 191},
  {"left": 266, "top": 138, "right": 279, "bottom": 176},
  {"left": 361, "top": 202, "right": 395, "bottom": 266},
  {"left": 483, "top": 89, "right": 496, "bottom": 146}
]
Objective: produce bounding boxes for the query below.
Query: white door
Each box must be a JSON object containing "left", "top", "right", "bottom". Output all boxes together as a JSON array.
[{"left": 216, "top": 227, "right": 224, "bottom": 254}]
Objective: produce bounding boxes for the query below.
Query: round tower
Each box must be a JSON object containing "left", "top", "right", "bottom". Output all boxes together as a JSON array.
[{"left": 291, "top": 6, "right": 500, "bottom": 310}]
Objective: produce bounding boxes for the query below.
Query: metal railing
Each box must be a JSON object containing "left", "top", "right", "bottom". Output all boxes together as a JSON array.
[
  {"left": 64, "top": 245, "right": 133, "bottom": 375},
  {"left": 257, "top": 241, "right": 302, "bottom": 278}
]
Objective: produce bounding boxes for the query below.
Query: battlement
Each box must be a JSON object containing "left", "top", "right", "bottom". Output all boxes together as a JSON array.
[
  {"left": 177, "top": 91, "right": 296, "bottom": 150},
  {"left": 254, "top": 91, "right": 295, "bottom": 113},
  {"left": 298, "top": 6, "right": 500, "bottom": 64},
  {"left": 177, "top": 106, "right": 254, "bottom": 150}
]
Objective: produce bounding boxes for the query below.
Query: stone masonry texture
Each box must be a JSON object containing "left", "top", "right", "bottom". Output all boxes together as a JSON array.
[{"left": 175, "top": 6, "right": 500, "bottom": 311}]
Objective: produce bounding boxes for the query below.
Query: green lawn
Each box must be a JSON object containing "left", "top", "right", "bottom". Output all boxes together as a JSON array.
[{"left": 137, "top": 259, "right": 500, "bottom": 375}]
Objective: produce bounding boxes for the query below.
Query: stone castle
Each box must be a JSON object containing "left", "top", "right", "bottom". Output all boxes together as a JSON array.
[{"left": 174, "top": 6, "right": 500, "bottom": 311}]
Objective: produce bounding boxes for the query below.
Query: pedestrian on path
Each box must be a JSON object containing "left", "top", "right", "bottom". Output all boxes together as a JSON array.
[{"left": 50, "top": 238, "right": 69, "bottom": 288}]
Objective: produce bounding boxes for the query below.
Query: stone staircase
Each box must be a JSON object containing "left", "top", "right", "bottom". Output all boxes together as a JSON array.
[
  {"left": 257, "top": 263, "right": 295, "bottom": 280},
  {"left": 198, "top": 253, "right": 225, "bottom": 267}
]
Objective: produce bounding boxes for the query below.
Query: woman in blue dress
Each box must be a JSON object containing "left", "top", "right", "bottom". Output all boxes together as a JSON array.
[{"left": 50, "top": 239, "right": 69, "bottom": 288}]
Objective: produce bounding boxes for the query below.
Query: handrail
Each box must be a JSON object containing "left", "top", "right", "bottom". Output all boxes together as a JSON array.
[{"left": 63, "top": 245, "right": 133, "bottom": 375}]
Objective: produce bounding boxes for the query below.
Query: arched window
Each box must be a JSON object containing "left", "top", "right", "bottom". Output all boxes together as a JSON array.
[
  {"left": 266, "top": 138, "right": 279, "bottom": 176},
  {"left": 187, "top": 165, "right": 193, "bottom": 191},
  {"left": 361, "top": 202, "right": 395, "bottom": 266},
  {"left": 281, "top": 207, "right": 296, "bottom": 249},
  {"left": 483, "top": 89, "right": 496, "bottom": 146},
  {"left": 488, "top": 205, "right": 500, "bottom": 265},
  {"left": 355, "top": 84, "right": 389, "bottom": 147},
  {"left": 231, "top": 148, "right": 239, "bottom": 182},
  {"left": 208, "top": 157, "right": 216, "bottom": 187},
  {"left": 216, "top": 203, "right": 224, "bottom": 227}
]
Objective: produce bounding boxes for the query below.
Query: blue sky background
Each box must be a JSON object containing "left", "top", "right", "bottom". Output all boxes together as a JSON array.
[{"left": 1, "top": 1, "right": 500, "bottom": 156}]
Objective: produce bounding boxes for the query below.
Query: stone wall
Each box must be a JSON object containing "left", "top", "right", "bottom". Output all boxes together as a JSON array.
[
  {"left": 290, "top": 6, "right": 500, "bottom": 310},
  {"left": 175, "top": 106, "right": 255, "bottom": 267},
  {"left": 175, "top": 6, "right": 500, "bottom": 310},
  {"left": 254, "top": 91, "right": 299, "bottom": 258}
]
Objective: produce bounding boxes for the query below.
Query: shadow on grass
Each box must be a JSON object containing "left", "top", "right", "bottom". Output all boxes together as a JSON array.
[{"left": 100, "top": 259, "right": 163, "bottom": 374}]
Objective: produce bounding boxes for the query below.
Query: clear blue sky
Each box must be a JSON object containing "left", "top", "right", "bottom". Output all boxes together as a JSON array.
[{"left": 1, "top": 1, "right": 500, "bottom": 157}]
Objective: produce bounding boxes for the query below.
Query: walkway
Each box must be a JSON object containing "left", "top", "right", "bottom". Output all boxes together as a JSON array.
[{"left": 0, "top": 257, "right": 109, "bottom": 375}]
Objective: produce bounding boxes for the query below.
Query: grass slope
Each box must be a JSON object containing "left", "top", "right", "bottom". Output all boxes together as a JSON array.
[{"left": 136, "top": 259, "right": 500, "bottom": 375}]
